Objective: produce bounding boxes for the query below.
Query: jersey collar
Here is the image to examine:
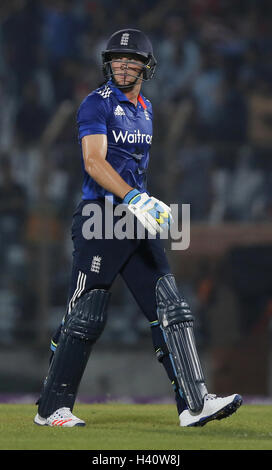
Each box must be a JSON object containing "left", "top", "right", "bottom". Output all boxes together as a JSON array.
[{"left": 107, "top": 80, "right": 146, "bottom": 109}]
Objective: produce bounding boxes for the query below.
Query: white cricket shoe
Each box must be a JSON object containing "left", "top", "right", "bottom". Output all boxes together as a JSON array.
[
  {"left": 34, "top": 407, "right": 85, "bottom": 427},
  {"left": 179, "top": 393, "right": 242, "bottom": 427}
]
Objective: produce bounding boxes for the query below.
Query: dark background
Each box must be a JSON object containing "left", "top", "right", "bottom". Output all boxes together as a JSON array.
[{"left": 0, "top": 0, "right": 272, "bottom": 403}]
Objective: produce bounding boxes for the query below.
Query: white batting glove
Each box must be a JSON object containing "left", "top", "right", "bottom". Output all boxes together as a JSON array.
[{"left": 123, "top": 189, "right": 172, "bottom": 236}]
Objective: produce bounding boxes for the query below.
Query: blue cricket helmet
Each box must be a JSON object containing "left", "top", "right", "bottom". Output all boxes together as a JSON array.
[{"left": 102, "top": 28, "right": 157, "bottom": 82}]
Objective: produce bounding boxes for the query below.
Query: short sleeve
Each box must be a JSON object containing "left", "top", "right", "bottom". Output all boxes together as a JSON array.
[{"left": 77, "top": 93, "right": 108, "bottom": 140}]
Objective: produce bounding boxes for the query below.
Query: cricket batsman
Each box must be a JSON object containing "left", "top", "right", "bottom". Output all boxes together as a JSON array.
[{"left": 34, "top": 29, "right": 242, "bottom": 427}]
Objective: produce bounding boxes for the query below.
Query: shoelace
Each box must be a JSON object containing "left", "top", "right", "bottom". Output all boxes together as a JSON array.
[
  {"left": 54, "top": 407, "right": 73, "bottom": 419},
  {"left": 205, "top": 394, "right": 217, "bottom": 401}
]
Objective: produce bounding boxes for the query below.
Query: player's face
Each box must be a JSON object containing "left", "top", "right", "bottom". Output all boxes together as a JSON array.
[{"left": 110, "top": 54, "right": 145, "bottom": 87}]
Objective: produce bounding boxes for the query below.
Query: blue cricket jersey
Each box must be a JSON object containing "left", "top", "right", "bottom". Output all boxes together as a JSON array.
[{"left": 76, "top": 79, "right": 153, "bottom": 205}]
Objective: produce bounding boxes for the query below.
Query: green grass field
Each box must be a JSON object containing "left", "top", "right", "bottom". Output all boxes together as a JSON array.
[{"left": 0, "top": 403, "right": 271, "bottom": 450}]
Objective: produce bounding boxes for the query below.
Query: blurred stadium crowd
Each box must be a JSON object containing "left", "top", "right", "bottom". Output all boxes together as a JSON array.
[{"left": 0, "top": 0, "right": 272, "bottom": 372}]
